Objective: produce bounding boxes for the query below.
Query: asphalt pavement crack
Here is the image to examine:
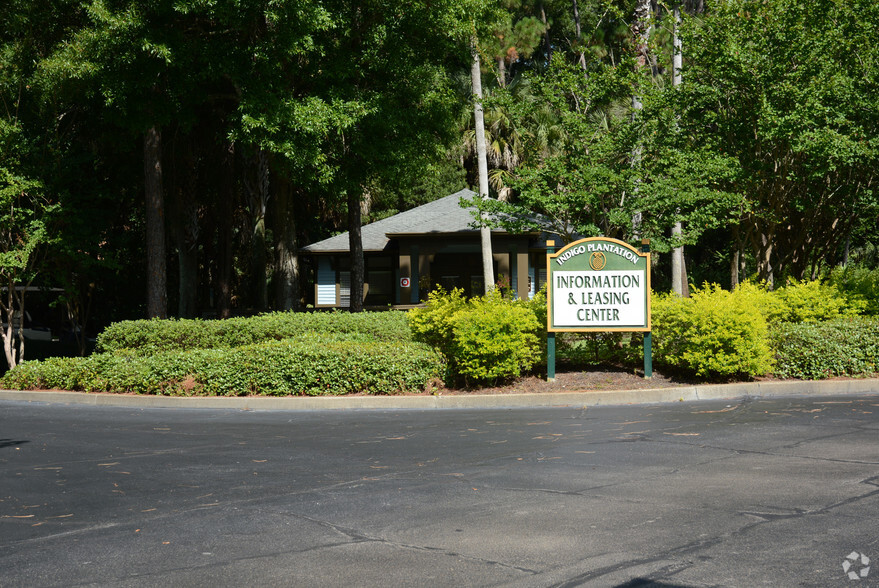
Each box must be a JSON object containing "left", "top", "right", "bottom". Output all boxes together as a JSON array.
[
  {"left": 284, "top": 511, "right": 541, "bottom": 575},
  {"left": 543, "top": 535, "right": 724, "bottom": 588}
]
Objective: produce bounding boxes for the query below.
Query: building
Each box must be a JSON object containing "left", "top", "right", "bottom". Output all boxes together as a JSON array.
[{"left": 301, "top": 189, "right": 560, "bottom": 308}]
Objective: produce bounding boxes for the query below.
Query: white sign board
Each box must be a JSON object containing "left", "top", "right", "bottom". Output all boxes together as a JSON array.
[{"left": 548, "top": 238, "right": 651, "bottom": 332}]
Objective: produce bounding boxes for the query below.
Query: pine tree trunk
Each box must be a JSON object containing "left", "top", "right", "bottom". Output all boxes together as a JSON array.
[
  {"left": 731, "top": 225, "right": 742, "bottom": 288},
  {"left": 170, "top": 151, "right": 199, "bottom": 318},
  {"left": 216, "top": 140, "right": 235, "bottom": 319},
  {"left": 274, "top": 174, "right": 300, "bottom": 311},
  {"left": 629, "top": 0, "right": 651, "bottom": 237},
  {"left": 471, "top": 37, "right": 494, "bottom": 293},
  {"left": 673, "top": 4, "right": 682, "bottom": 86},
  {"left": 540, "top": 3, "right": 552, "bottom": 63},
  {"left": 252, "top": 216, "right": 267, "bottom": 311},
  {"left": 348, "top": 189, "right": 364, "bottom": 312},
  {"left": 757, "top": 230, "right": 775, "bottom": 289},
  {"left": 251, "top": 151, "right": 269, "bottom": 312},
  {"left": 672, "top": 222, "right": 685, "bottom": 295},
  {"left": 572, "top": 0, "right": 586, "bottom": 70},
  {"left": 144, "top": 125, "right": 167, "bottom": 319},
  {"left": 631, "top": 0, "right": 651, "bottom": 110},
  {"left": 175, "top": 231, "right": 198, "bottom": 318},
  {"left": 2, "top": 284, "right": 18, "bottom": 369},
  {"left": 731, "top": 249, "right": 740, "bottom": 289}
]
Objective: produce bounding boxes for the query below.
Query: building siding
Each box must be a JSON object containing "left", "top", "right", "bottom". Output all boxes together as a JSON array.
[{"left": 316, "top": 258, "right": 336, "bottom": 306}]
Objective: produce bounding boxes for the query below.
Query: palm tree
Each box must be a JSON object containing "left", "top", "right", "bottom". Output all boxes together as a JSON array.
[
  {"left": 463, "top": 76, "right": 565, "bottom": 201},
  {"left": 471, "top": 37, "right": 495, "bottom": 293}
]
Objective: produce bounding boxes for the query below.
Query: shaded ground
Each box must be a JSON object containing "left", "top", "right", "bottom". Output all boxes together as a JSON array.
[
  {"left": 2, "top": 396, "right": 877, "bottom": 586},
  {"left": 444, "top": 366, "right": 700, "bottom": 396}
]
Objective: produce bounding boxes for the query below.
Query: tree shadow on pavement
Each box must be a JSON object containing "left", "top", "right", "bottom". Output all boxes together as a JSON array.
[
  {"left": 615, "top": 579, "right": 694, "bottom": 588},
  {"left": 0, "top": 438, "right": 29, "bottom": 449}
]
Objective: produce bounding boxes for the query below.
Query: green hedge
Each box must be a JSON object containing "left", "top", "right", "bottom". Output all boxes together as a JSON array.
[
  {"left": 96, "top": 310, "right": 411, "bottom": 354},
  {"left": 649, "top": 280, "right": 873, "bottom": 379},
  {"left": 828, "top": 266, "right": 879, "bottom": 316},
  {"left": 731, "top": 280, "right": 863, "bottom": 325},
  {"left": 652, "top": 285, "right": 774, "bottom": 378},
  {"left": 409, "top": 289, "right": 542, "bottom": 384},
  {"left": 771, "top": 317, "right": 879, "bottom": 379},
  {"left": 3, "top": 334, "right": 443, "bottom": 396}
]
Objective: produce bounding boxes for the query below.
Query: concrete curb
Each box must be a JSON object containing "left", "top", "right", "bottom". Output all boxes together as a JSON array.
[{"left": 0, "top": 378, "right": 877, "bottom": 410}]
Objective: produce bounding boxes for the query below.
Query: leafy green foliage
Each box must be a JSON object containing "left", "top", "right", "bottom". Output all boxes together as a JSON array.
[
  {"left": 96, "top": 310, "right": 412, "bottom": 354},
  {"left": 630, "top": 85, "right": 748, "bottom": 253},
  {"left": 772, "top": 318, "right": 879, "bottom": 380},
  {"left": 827, "top": 266, "right": 879, "bottom": 316},
  {"left": 3, "top": 333, "right": 443, "bottom": 396},
  {"left": 773, "top": 279, "right": 865, "bottom": 323},
  {"left": 409, "top": 288, "right": 542, "bottom": 384},
  {"left": 652, "top": 285, "right": 774, "bottom": 378},
  {"left": 476, "top": 59, "right": 637, "bottom": 243},
  {"left": 0, "top": 118, "right": 57, "bottom": 367},
  {"left": 407, "top": 288, "right": 468, "bottom": 357},
  {"left": 677, "top": 0, "right": 879, "bottom": 281},
  {"left": 450, "top": 293, "right": 540, "bottom": 383}
]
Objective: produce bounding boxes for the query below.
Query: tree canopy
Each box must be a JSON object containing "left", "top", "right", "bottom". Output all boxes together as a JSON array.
[{"left": 1, "top": 0, "right": 877, "bottom": 359}]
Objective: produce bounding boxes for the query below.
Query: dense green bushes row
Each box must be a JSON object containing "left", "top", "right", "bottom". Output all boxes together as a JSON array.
[
  {"left": 4, "top": 312, "right": 439, "bottom": 395},
  {"left": 5, "top": 272, "right": 878, "bottom": 395},
  {"left": 96, "top": 310, "right": 412, "bottom": 354},
  {"left": 406, "top": 277, "right": 879, "bottom": 383},
  {"left": 650, "top": 279, "right": 876, "bottom": 378},
  {"left": 771, "top": 318, "right": 879, "bottom": 379},
  {"left": 3, "top": 333, "right": 443, "bottom": 396}
]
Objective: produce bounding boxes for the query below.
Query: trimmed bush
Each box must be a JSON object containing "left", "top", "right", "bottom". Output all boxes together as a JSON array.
[
  {"left": 771, "top": 317, "right": 879, "bottom": 379},
  {"left": 409, "top": 288, "right": 542, "bottom": 384},
  {"left": 729, "top": 281, "right": 790, "bottom": 325},
  {"left": 828, "top": 266, "right": 879, "bottom": 316},
  {"left": 3, "top": 334, "right": 444, "bottom": 396},
  {"left": 407, "top": 288, "right": 468, "bottom": 358},
  {"left": 96, "top": 310, "right": 412, "bottom": 354},
  {"left": 450, "top": 294, "right": 540, "bottom": 383},
  {"left": 652, "top": 285, "right": 774, "bottom": 378},
  {"left": 773, "top": 279, "right": 864, "bottom": 323}
]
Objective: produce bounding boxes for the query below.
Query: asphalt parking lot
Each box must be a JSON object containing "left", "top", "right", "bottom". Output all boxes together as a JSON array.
[{"left": 1, "top": 394, "right": 878, "bottom": 587}]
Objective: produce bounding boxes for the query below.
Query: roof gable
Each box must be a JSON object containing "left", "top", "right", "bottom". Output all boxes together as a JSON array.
[{"left": 302, "top": 189, "right": 496, "bottom": 253}]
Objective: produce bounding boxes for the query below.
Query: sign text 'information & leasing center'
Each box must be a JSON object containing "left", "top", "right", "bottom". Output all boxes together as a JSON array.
[{"left": 547, "top": 237, "right": 651, "bottom": 332}]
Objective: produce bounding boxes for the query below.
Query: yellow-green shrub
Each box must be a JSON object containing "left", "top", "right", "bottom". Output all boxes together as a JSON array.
[
  {"left": 652, "top": 285, "right": 774, "bottom": 377},
  {"left": 827, "top": 266, "right": 879, "bottom": 316},
  {"left": 730, "top": 281, "right": 789, "bottom": 324},
  {"left": 450, "top": 293, "right": 540, "bottom": 383},
  {"left": 409, "top": 289, "right": 542, "bottom": 384},
  {"left": 407, "top": 288, "right": 468, "bottom": 357},
  {"left": 773, "top": 279, "right": 864, "bottom": 323}
]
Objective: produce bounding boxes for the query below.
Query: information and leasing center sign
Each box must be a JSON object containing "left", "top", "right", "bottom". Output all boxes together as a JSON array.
[{"left": 548, "top": 237, "right": 651, "bottom": 332}]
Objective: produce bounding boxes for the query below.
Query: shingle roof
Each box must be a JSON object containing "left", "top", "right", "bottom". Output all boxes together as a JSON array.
[{"left": 302, "top": 189, "right": 507, "bottom": 253}]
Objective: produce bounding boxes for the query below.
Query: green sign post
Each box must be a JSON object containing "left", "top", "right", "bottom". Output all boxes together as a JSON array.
[{"left": 546, "top": 237, "right": 652, "bottom": 380}]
